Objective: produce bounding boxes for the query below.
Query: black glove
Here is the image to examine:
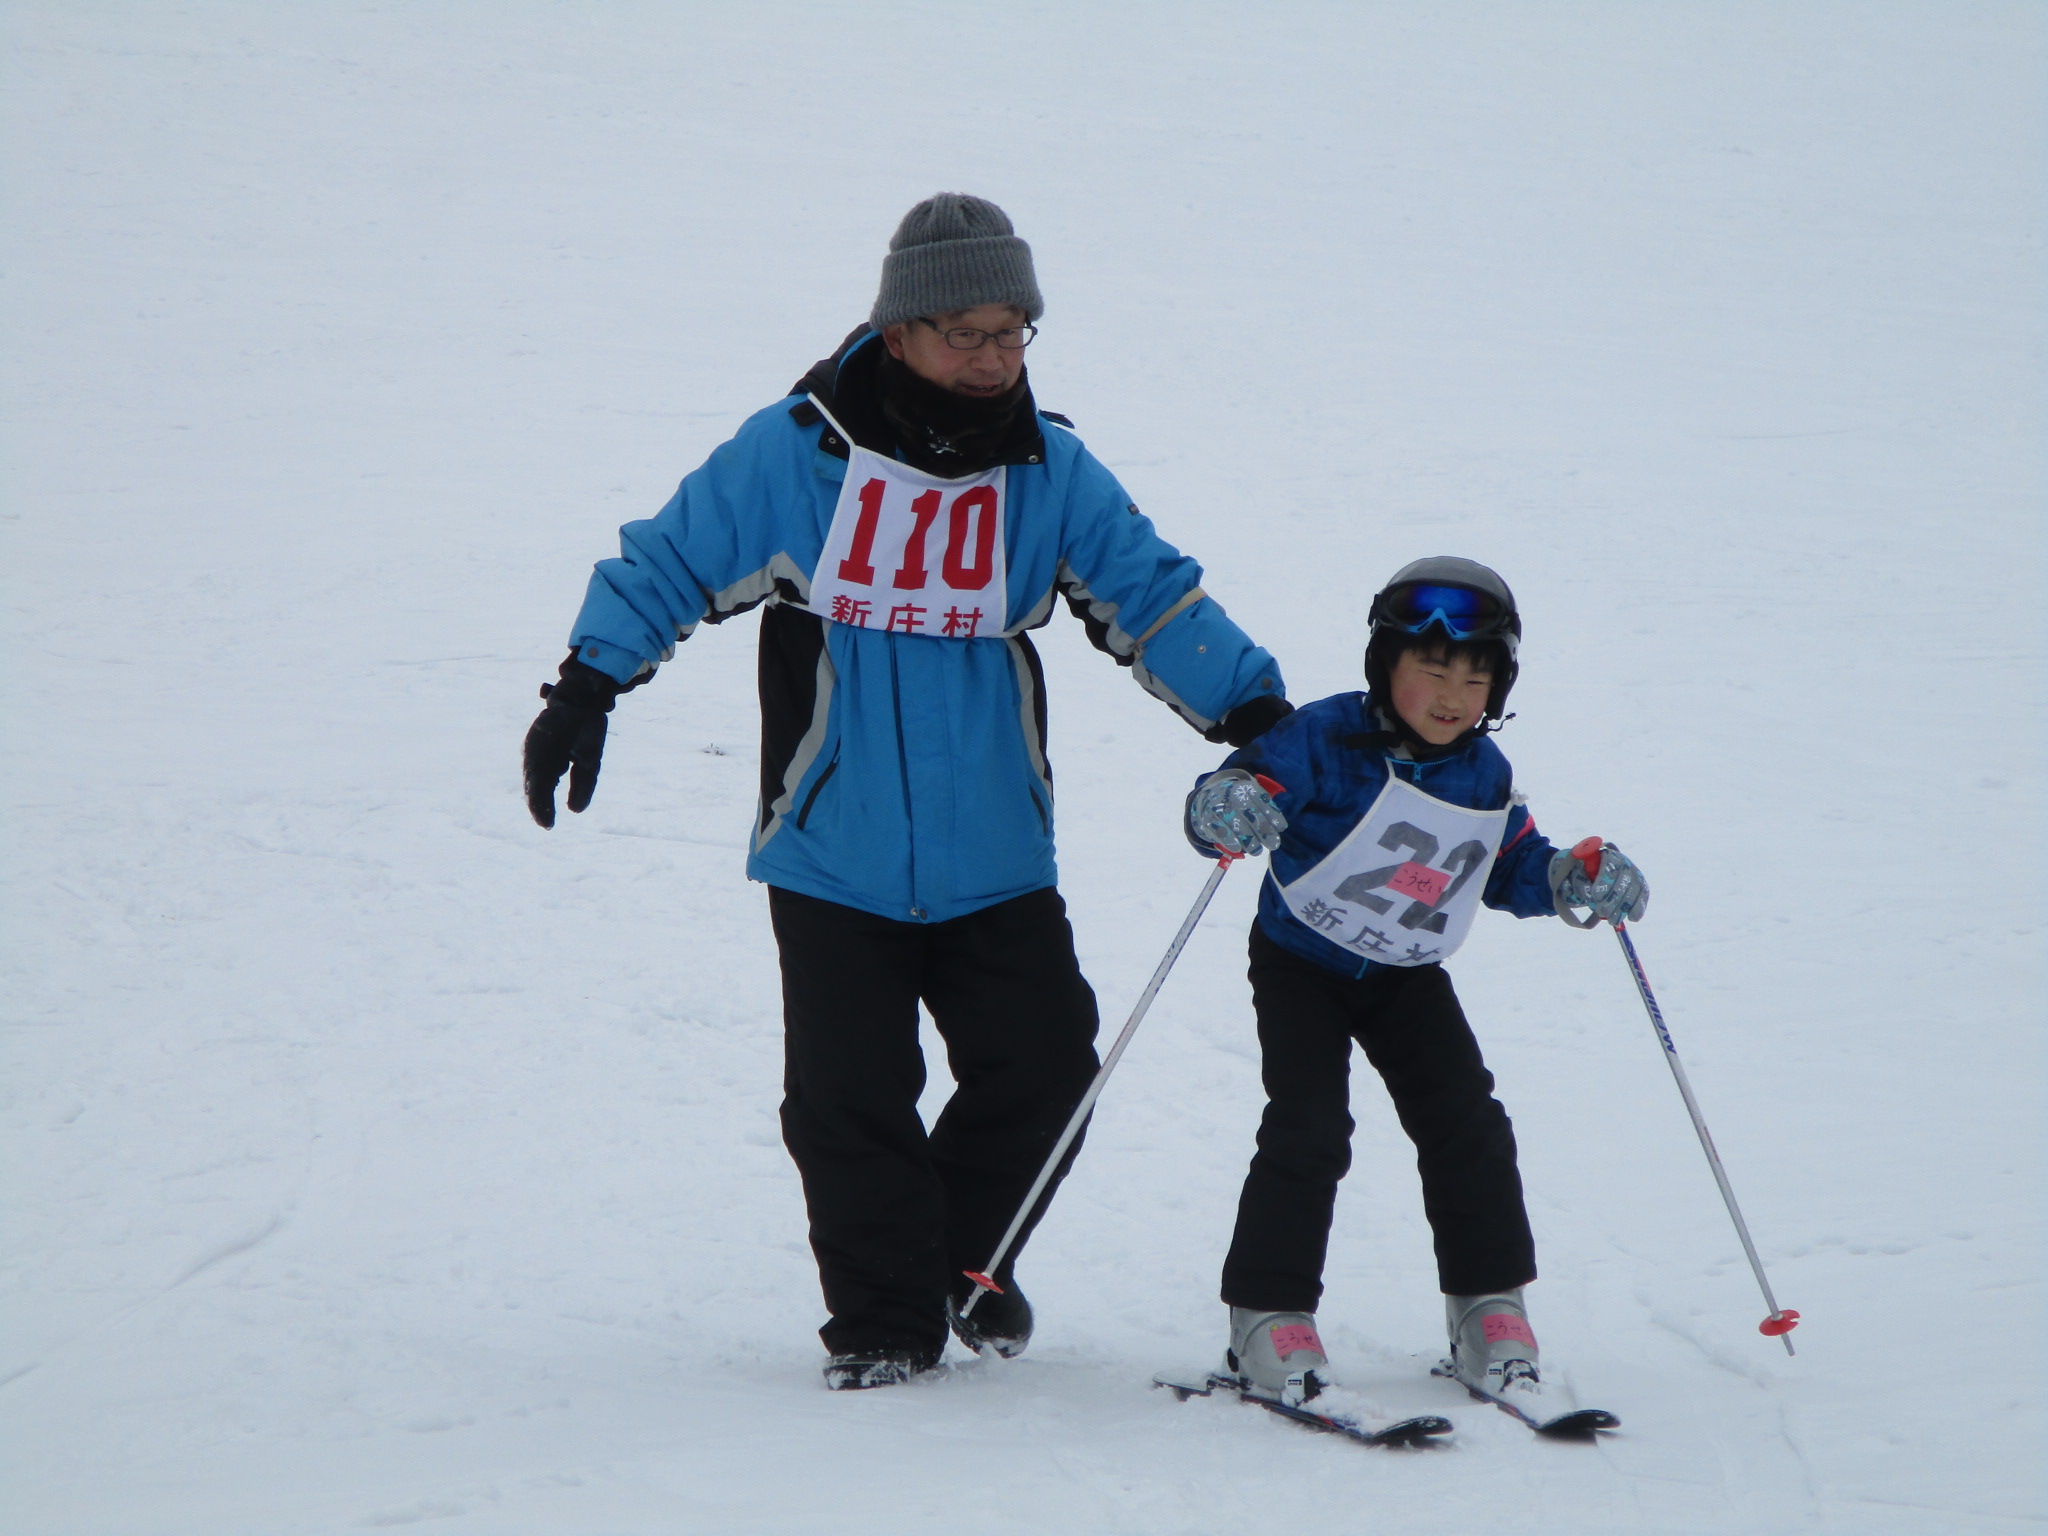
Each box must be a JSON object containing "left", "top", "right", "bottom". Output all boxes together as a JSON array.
[
  {"left": 523, "top": 657, "right": 623, "bottom": 828},
  {"left": 1204, "top": 694, "right": 1294, "bottom": 748}
]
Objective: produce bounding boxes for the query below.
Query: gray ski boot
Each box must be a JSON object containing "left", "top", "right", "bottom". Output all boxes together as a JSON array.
[
  {"left": 1443, "top": 1289, "right": 1546, "bottom": 1412},
  {"left": 1225, "top": 1308, "right": 1333, "bottom": 1406},
  {"left": 1439, "top": 1288, "right": 1619, "bottom": 1433}
]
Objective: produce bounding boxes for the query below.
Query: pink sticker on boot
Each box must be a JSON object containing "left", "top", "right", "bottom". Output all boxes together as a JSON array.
[
  {"left": 1482, "top": 1313, "right": 1537, "bottom": 1347},
  {"left": 1268, "top": 1323, "right": 1324, "bottom": 1358}
]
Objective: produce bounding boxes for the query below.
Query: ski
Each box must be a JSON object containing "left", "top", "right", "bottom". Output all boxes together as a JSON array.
[
  {"left": 1154, "top": 1372, "right": 1452, "bottom": 1447},
  {"left": 1430, "top": 1360, "right": 1619, "bottom": 1437}
]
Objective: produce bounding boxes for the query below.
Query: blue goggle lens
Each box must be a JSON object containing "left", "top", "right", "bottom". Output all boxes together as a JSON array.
[{"left": 1378, "top": 583, "right": 1504, "bottom": 639}]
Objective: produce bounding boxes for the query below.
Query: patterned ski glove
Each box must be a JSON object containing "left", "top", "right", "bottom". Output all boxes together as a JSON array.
[
  {"left": 1549, "top": 841, "right": 1649, "bottom": 927},
  {"left": 523, "top": 657, "right": 622, "bottom": 828},
  {"left": 1189, "top": 769, "right": 1287, "bottom": 858}
]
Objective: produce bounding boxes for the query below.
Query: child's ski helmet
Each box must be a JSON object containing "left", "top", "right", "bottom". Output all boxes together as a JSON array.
[{"left": 1364, "top": 556, "right": 1522, "bottom": 729}]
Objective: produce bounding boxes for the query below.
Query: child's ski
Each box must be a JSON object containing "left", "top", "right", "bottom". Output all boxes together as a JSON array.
[
  {"left": 1153, "top": 1372, "right": 1452, "bottom": 1447},
  {"left": 1430, "top": 1361, "right": 1619, "bottom": 1437}
]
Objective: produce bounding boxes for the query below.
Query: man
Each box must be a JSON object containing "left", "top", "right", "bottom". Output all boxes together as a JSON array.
[{"left": 523, "top": 193, "right": 1291, "bottom": 1389}]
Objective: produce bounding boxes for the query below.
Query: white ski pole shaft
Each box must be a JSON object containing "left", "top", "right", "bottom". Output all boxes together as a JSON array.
[
  {"left": 1613, "top": 920, "right": 1796, "bottom": 1353},
  {"left": 961, "top": 851, "right": 1239, "bottom": 1316},
  {"left": 1568, "top": 839, "right": 1800, "bottom": 1356}
]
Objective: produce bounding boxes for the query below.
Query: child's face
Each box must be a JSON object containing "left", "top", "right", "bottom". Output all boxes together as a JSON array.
[{"left": 1387, "top": 648, "right": 1494, "bottom": 745}]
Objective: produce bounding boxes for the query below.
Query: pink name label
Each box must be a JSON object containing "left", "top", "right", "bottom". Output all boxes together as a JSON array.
[
  {"left": 1482, "top": 1314, "right": 1537, "bottom": 1347},
  {"left": 1388, "top": 860, "right": 1452, "bottom": 905},
  {"left": 1268, "top": 1323, "right": 1324, "bottom": 1358}
]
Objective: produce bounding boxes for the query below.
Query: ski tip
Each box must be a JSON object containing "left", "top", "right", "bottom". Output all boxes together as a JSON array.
[
  {"left": 1536, "top": 1408, "right": 1621, "bottom": 1438},
  {"left": 1372, "top": 1414, "right": 1455, "bottom": 1446},
  {"left": 1160, "top": 1372, "right": 1455, "bottom": 1447},
  {"left": 1433, "top": 1360, "right": 1619, "bottom": 1437}
]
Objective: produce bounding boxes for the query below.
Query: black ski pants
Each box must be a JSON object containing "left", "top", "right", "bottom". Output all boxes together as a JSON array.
[
  {"left": 769, "top": 885, "right": 1101, "bottom": 1359},
  {"left": 1220, "top": 923, "right": 1536, "bottom": 1313}
]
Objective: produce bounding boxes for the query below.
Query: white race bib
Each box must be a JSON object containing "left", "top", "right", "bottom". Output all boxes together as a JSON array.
[
  {"left": 804, "top": 396, "right": 1007, "bottom": 639},
  {"left": 1278, "top": 775, "right": 1510, "bottom": 967}
]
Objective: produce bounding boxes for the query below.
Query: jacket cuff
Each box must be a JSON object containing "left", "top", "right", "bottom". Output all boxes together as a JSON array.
[
  {"left": 542, "top": 654, "right": 626, "bottom": 712},
  {"left": 564, "top": 637, "right": 654, "bottom": 689},
  {"left": 1205, "top": 694, "right": 1294, "bottom": 747}
]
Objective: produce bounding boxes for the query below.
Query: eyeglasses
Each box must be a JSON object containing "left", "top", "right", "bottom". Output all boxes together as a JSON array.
[
  {"left": 916, "top": 319, "right": 1039, "bottom": 351},
  {"left": 1370, "top": 582, "right": 1510, "bottom": 640}
]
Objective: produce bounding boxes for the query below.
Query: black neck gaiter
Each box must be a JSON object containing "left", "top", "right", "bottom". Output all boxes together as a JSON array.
[{"left": 876, "top": 351, "right": 1031, "bottom": 477}]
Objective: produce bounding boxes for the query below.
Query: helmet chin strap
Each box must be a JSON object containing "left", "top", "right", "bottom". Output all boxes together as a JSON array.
[
  {"left": 1362, "top": 637, "right": 1513, "bottom": 755},
  {"left": 1368, "top": 701, "right": 1476, "bottom": 761}
]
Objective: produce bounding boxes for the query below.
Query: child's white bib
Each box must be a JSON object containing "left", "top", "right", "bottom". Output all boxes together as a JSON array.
[
  {"left": 804, "top": 396, "right": 1008, "bottom": 639},
  {"left": 1277, "top": 774, "right": 1510, "bottom": 967}
]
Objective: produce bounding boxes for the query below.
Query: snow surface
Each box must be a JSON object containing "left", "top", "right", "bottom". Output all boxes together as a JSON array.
[{"left": 3, "top": 4, "right": 2042, "bottom": 1532}]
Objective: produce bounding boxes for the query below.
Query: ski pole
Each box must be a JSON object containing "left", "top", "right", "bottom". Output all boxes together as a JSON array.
[
  {"left": 1570, "top": 837, "right": 1800, "bottom": 1355},
  {"left": 962, "top": 778, "right": 1281, "bottom": 1317}
]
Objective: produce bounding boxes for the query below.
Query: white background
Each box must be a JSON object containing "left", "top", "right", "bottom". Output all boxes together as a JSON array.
[{"left": 3, "top": 4, "right": 2041, "bottom": 1532}]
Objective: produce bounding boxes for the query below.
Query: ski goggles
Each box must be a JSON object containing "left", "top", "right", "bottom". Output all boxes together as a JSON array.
[{"left": 1369, "top": 582, "right": 1512, "bottom": 641}]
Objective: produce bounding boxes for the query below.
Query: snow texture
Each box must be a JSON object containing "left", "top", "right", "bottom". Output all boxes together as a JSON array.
[{"left": 3, "top": 3, "right": 2041, "bottom": 1532}]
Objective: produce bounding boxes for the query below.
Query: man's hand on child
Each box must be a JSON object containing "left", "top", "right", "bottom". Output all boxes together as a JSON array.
[
  {"left": 1549, "top": 841, "right": 1649, "bottom": 926},
  {"left": 1190, "top": 769, "right": 1288, "bottom": 858}
]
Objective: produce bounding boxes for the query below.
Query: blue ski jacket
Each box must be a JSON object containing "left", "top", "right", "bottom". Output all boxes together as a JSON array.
[
  {"left": 1191, "top": 691, "right": 1560, "bottom": 977},
  {"left": 566, "top": 329, "right": 1287, "bottom": 924}
]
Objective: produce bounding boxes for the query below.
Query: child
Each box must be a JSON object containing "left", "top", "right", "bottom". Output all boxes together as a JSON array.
[{"left": 1184, "top": 556, "right": 1647, "bottom": 1420}]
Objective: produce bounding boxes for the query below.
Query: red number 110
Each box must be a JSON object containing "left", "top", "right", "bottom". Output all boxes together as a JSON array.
[{"left": 837, "top": 478, "right": 997, "bottom": 591}]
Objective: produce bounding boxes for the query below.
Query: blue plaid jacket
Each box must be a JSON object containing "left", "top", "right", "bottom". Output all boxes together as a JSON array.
[{"left": 1190, "top": 690, "right": 1559, "bottom": 977}]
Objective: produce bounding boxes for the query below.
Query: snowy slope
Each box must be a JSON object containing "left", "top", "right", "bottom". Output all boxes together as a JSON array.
[{"left": 3, "top": 4, "right": 2041, "bottom": 1533}]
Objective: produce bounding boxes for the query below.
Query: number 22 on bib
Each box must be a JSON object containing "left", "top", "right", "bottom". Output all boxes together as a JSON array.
[
  {"left": 1278, "top": 777, "right": 1510, "bottom": 966},
  {"left": 805, "top": 397, "right": 1008, "bottom": 640}
]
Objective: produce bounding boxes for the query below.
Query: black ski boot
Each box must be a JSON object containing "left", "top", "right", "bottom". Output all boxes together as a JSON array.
[
  {"left": 947, "top": 1278, "right": 1033, "bottom": 1359},
  {"left": 822, "top": 1349, "right": 941, "bottom": 1391}
]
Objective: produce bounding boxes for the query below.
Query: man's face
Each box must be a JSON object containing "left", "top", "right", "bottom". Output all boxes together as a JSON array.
[
  {"left": 883, "top": 304, "right": 1029, "bottom": 397},
  {"left": 1387, "top": 648, "right": 1494, "bottom": 745}
]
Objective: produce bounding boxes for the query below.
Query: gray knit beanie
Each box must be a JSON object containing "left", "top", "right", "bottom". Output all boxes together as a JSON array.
[{"left": 870, "top": 193, "right": 1044, "bottom": 329}]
